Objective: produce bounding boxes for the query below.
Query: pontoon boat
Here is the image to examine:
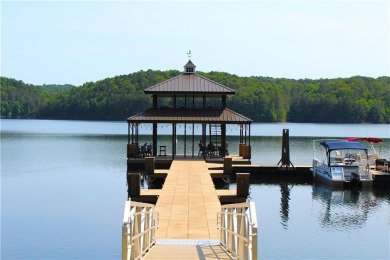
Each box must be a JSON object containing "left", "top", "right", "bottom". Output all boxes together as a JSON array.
[{"left": 312, "top": 140, "right": 373, "bottom": 188}]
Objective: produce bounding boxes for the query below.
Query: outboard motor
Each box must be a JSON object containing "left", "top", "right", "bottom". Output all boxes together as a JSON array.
[
  {"left": 350, "top": 172, "right": 360, "bottom": 189},
  {"left": 351, "top": 172, "right": 360, "bottom": 181}
]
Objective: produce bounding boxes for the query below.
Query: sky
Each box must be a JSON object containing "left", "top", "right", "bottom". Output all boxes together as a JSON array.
[{"left": 1, "top": 0, "right": 389, "bottom": 86}]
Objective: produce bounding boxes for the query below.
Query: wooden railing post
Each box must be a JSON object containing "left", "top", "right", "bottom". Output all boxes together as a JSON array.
[{"left": 236, "top": 173, "right": 250, "bottom": 198}]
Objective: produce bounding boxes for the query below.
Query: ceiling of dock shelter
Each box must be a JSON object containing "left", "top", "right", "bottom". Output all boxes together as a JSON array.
[
  {"left": 127, "top": 108, "right": 252, "bottom": 124},
  {"left": 144, "top": 73, "right": 235, "bottom": 95}
]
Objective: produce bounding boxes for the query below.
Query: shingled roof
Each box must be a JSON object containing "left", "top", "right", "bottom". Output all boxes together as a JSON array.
[
  {"left": 127, "top": 108, "right": 252, "bottom": 124},
  {"left": 144, "top": 73, "right": 235, "bottom": 95}
]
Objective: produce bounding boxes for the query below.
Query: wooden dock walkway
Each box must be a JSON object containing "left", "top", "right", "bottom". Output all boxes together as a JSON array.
[
  {"left": 154, "top": 159, "right": 221, "bottom": 240},
  {"left": 124, "top": 158, "right": 258, "bottom": 259}
]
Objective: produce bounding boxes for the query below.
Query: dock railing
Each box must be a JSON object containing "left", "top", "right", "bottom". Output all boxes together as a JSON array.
[
  {"left": 218, "top": 202, "right": 258, "bottom": 260},
  {"left": 122, "top": 201, "right": 159, "bottom": 260}
]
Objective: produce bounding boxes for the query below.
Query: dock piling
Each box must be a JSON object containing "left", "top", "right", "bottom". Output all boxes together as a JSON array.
[
  {"left": 236, "top": 172, "right": 250, "bottom": 198},
  {"left": 277, "top": 129, "right": 295, "bottom": 169},
  {"left": 239, "top": 144, "right": 251, "bottom": 159},
  {"left": 145, "top": 157, "right": 155, "bottom": 175},
  {"left": 224, "top": 157, "right": 233, "bottom": 175},
  {"left": 127, "top": 172, "right": 141, "bottom": 197}
]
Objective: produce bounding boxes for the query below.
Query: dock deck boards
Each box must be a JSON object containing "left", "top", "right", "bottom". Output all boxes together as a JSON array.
[{"left": 155, "top": 160, "right": 221, "bottom": 240}]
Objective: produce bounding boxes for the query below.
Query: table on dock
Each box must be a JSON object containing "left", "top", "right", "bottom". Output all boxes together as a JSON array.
[{"left": 154, "top": 159, "right": 222, "bottom": 240}]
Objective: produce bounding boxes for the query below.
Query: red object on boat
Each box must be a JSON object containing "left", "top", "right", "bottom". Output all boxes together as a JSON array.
[{"left": 346, "top": 137, "right": 383, "bottom": 143}]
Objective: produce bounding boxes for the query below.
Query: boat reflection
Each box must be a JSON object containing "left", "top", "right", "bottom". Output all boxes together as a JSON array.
[{"left": 312, "top": 184, "right": 380, "bottom": 230}]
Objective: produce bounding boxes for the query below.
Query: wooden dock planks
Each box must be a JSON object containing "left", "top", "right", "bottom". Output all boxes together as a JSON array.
[{"left": 155, "top": 160, "right": 221, "bottom": 240}]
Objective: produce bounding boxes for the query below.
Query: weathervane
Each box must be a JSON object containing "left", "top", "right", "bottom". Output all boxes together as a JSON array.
[{"left": 187, "top": 50, "right": 192, "bottom": 59}]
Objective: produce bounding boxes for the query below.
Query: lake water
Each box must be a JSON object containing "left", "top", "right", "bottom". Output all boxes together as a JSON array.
[{"left": 1, "top": 120, "right": 389, "bottom": 259}]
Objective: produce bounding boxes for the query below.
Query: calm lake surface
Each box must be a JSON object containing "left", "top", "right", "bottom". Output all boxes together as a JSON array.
[{"left": 1, "top": 119, "right": 389, "bottom": 259}]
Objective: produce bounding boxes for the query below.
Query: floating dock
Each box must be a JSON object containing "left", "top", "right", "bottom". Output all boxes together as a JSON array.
[
  {"left": 371, "top": 169, "right": 390, "bottom": 187},
  {"left": 128, "top": 155, "right": 390, "bottom": 187}
]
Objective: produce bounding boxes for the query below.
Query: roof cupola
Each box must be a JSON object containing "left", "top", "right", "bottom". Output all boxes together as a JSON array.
[{"left": 184, "top": 50, "right": 196, "bottom": 74}]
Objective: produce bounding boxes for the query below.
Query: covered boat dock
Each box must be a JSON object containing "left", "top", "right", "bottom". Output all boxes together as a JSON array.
[{"left": 126, "top": 59, "right": 252, "bottom": 162}]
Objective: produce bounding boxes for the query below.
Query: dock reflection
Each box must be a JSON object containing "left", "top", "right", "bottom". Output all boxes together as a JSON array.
[{"left": 279, "top": 183, "right": 291, "bottom": 229}]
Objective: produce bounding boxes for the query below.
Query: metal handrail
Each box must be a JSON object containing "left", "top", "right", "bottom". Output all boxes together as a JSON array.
[
  {"left": 122, "top": 201, "right": 159, "bottom": 260},
  {"left": 217, "top": 202, "right": 258, "bottom": 260}
]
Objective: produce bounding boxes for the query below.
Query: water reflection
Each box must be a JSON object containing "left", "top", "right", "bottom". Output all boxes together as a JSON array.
[
  {"left": 279, "top": 183, "right": 291, "bottom": 229},
  {"left": 312, "top": 184, "right": 381, "bottom": 231}
]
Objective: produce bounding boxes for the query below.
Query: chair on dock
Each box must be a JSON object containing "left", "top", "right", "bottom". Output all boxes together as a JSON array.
[
  {"left": 136, "top": 143, "right": 152, "bottom": 158},
  {"left": 146, "top": 143, "right": 152, "bottom": 156},
  {"left": 218, "top": 143, "right": 229, "bottom": 157},
  {"left": 198, "top": 142, "right": 206, "bottom": 156},
  {"left": 207, "top": 142, "right": 217, "bottom": 157}
]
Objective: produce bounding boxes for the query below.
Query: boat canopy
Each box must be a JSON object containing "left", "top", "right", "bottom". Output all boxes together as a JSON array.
[
  {"left": 320, "top": 140, "right": 367, "bottom": 151},
  {"left": 346, "top": 137, "right": 383, "bottom": 143}
]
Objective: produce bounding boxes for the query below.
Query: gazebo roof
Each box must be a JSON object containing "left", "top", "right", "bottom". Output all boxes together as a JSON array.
[
  {"left": 144, "top": 73, "right": 235, "bottom": 95},
  {"left": 127, "top": 108, "right": 252, "bottom": 124}
]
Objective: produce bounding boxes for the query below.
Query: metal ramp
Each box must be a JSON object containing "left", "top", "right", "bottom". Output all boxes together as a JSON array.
[{"left": 145, "top": 239, "right": 232, "bottom": 259}]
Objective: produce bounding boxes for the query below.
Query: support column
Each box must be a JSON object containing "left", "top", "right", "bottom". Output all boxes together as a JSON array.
[
  {"left": 153, "top": 123, "right": 157, "bottom": 156},
  {"left": 202, "top": 123, "right": 207, "bottom": 159},
  {"left": 192, "top": 123, "right": 195, "bottom": 157},
  {"left": 172, "top": 123, "right": 176, "bottom": 160},
  {"left": 127, "top": 122, "right": 130, "bottom": 144},
  {"left": 239, "top": 124, "right": 243, "bottom": 144},
  {"left": 135, "top": 123, "right": 139, "bottom": 144},
  {"left": 184, "top": 123, "right": 187, "bottom": 157},
  {"left": 221, "top": 124, "right": 226, "bottom": 157},
  {"left": 249, "top": 124, "right": 251, "bottom": 146},
  {"left": 244, "top": 124, "right": 247, "bottom": 144}
]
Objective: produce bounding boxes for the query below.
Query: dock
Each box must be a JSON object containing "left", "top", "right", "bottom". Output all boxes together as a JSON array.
[
  {"left": 123, "top": 158, "right": 257, "bottom": 259},
  {"left": 154, "top": 159, "right": 221, "bottom": 239},
  {"left": 123, "top": 157, "right": 389, "bottom": 259},
  {"left": 371, "top": 169, "right": 390, "bottom": 187}
]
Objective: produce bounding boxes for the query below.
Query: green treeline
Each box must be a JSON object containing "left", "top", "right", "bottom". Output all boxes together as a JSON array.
[
  {"left": 1, "top": 78, "right": 53, "bottom": 119},
  {"left": 1, "top": 71, "right": 389, "bottom": 123}
]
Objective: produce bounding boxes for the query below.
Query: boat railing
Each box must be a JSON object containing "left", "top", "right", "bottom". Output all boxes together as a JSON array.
[
  {"left": 122, "top": 201, "right": 159, "bottom": 260},
  {"left": 359, "top": 165, "right": 371, "bottom": 179},
  {"left": 217, "top": 202, "right": 258, "bottom": 260}
]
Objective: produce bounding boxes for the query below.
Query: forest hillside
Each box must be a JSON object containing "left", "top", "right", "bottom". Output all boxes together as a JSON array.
[{"left": 1, "top": 71, "right": 389, "bottom": 123}]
